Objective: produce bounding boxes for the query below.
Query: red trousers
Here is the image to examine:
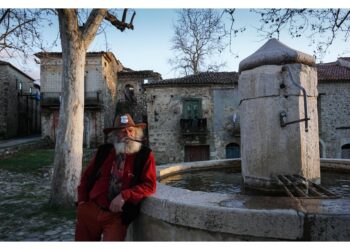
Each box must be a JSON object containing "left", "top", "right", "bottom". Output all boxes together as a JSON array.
[{"left": 75, "top": 201, "right": 127, "bottom": 241}]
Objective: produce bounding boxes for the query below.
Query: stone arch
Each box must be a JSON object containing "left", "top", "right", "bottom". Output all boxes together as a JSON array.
[
  {"left": 225, "top": 143, "right": 240, "bottom": 159},
  {"left": 124, "top": 84, "right": 136, "bottom": 102},
  {"left": 341, "top": 143, "right": 350, "bottom": 159}
]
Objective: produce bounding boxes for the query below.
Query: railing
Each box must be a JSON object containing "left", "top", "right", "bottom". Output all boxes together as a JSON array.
[
  {"left": 85, "top": 91, "right": 102, "bottom": 107},
  {"left": 40, "top": 91, "right": 102, "bottom": 107},
  {"left": 40, "top": 92, "right": 60, "bottom": 107},
  {"left": 180, "top": 118, "right": 207, "bottom": 135}
]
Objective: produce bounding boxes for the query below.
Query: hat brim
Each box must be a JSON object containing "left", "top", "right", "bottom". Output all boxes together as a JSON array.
[{"left": 103, "top": 123, "right": 147, "bottom": 134}]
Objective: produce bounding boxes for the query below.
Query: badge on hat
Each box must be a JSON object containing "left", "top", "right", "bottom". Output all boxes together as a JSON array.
[{"left": 120, "top": 115, "right": 128, "bottom": 124}]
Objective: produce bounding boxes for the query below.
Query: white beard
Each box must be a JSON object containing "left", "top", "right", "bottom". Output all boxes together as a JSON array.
[{"left": 114, "top": 140, "right": 141, "bottom": 154}]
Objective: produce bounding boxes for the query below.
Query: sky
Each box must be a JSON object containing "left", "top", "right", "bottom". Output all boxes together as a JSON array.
[{"left": 3, "top": 2, "right": 350, "bottom": 84}]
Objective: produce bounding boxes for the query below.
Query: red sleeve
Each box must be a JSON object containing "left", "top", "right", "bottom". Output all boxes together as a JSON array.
[
  {"left": 121, "top": 152, "right": 157, "bottom": 204},
  {"left": 77, "top": 153, "right": 97, "bottom": 203}
]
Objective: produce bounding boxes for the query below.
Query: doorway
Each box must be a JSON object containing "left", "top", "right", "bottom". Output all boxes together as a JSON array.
[{"left": 184, "top": 145, "right": 210, "bottom": 162}]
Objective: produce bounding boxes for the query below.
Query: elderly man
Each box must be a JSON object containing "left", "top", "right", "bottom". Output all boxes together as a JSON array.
[{"left": 75, "top": 113, "right": 157, "bottom": 241}]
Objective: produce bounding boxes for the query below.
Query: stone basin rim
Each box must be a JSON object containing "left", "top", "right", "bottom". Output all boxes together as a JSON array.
[{"left": 136, "top": 158, "right": 350, "bottom": 240}]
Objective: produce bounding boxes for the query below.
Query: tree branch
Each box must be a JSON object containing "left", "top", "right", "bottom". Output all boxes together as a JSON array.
[
  {"left": 104, "top": 9, "right": 135, "bottom": 31},
  {"left": 80, "top": 9, "right": 107, "bottom": 49},
  {"left": 0, "top": 18, "right": 36, "bottom": 41},
  {"left": 336, "top": 9, "right": 350, "bottom": 28},
  {"left": 0, "top": 9, "right": 10, "bottom": 24}
]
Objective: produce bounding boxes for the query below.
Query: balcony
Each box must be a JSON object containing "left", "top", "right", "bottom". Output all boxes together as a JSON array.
[
  {"left": 85, "top": 91, "right": 102, "bottom": 107},
  {"left": 41, "top": 91, "right": 102, "bottom": 108},
  {"left": 180, "top": 118, "right": 207, "bottom": 135}
]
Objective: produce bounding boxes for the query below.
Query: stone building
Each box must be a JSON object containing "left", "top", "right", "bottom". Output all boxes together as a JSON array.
[
  {"left": 35, "top": 52, "right": 122, "bottom": 147},
  {"left": 317, "top": 57, "right": 350, "bottom": 159},
  {"left": 0, "top": 60, "right": 40, "bottom": 139},
  {"left": 116, "top": 68, "right": 162, "bottom": 125},
  {"left": 143, "top": 72, "right": 240, "bottom": 164}
]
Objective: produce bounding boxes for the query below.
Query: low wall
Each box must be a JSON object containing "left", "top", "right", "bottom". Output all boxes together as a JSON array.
[
  {"left": 128, "top": 158, "right": 350, "bottom": 241},
  {"left": 0, "top": 138, "right": 51, "bottom": 160},
  {"left": 321, "top": 158, "right": 350, "bottom": 173}
]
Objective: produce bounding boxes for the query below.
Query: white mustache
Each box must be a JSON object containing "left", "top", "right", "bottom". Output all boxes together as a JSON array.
[
  {"left": 121, "top": 137, "right": 143, "bottom": 143},
  {"left": 124, "top": 138, "right": 143, "bottom": 143}
]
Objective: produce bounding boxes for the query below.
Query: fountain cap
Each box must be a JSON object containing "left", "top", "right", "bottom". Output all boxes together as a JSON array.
[{"left": 239, "top": 38, "right": 315, "bottom": 73}]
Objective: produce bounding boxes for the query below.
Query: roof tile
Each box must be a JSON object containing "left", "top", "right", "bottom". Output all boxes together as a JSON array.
[
  {"left": 145, "top": 72, "right": 238, "bottom": 86},
  {"left": 317, "top": 57, "right": 350, "bottom": 81}
]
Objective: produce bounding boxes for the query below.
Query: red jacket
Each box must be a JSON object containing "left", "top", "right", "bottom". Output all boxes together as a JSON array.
[{"left": 78, "top": 146, "right": 157, "bottom": 208}]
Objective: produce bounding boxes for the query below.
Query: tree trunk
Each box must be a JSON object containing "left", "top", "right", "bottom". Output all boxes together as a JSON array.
[
  {"left": 50, "top": 10, "right": 87, "bottom": 207},
  {"left": 49, "top": 8, "right": 132, "bottom": 207}
]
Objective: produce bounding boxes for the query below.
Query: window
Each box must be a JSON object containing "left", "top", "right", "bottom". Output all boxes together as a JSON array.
[
  {"left": 182, "top": 99, "right": 202, "bottom": 119},
  {"left": 18, "top": 82, "right": 23, "bottom": 92}
]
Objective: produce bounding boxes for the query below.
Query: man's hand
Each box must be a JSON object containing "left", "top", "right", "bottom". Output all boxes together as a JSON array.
[{"left": 109, "top": 194, "right": 125, "bottom": 213}]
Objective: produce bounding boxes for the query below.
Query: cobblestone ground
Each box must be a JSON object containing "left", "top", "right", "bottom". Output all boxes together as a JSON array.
[{"left": 0, "top": 168, "right": 75, "bottom": 241}]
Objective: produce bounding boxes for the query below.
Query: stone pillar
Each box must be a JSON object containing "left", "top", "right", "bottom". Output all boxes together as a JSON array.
[{"left": 238, "top": 38, "right": 320, "bottom": 191}]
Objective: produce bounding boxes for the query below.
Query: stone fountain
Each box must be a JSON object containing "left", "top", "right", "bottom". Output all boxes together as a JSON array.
[
  {"left": 127, "top": 39, "right": 350, "bottom": 241},
  {"left": 239, "top": 38, "right": 320, "bottom": 192}
]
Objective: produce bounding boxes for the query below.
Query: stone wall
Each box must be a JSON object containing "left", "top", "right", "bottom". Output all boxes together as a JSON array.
[
  {"left": 144, "top": 84, "right": 239, "bottom": 164},
  {"left": 318, "top": 82, "right": 350, "bottom": 158},
  {"left": 212, "top": 88, "right": 241, "bottom": 159},
  {"left": 117, "top": 71, "right": 161, "bottom": 123},
  {"left": 0, "top": 76, "right": 8, "bottom": 138},
  {"left": 0, "top": 64, "right": 36, "bottom": 139},
  {"left": 38, "top": 53, "right": 118, "bottom": 147},
  {"left": 100, "top": 54, "right": 119, "bottom": 131}
]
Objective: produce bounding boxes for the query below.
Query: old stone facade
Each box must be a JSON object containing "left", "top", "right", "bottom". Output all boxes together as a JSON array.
[
  {"left": 317, "top": 57, "right": 350, "bottom": 159},
  {"left": 142, "top": 58, "right": 350, "bottom": 164},
  {"left": 35, "top": 52, "right": 121, "bottom": 147},
  {"left": 0, "top": 60, "right": 40, "bottom": 139},
  {"left": 144, "top": 72, "right": 240, "bottom": 164},
  {"left": 116, "top": 69, "right": 162, "bottom": 125}
]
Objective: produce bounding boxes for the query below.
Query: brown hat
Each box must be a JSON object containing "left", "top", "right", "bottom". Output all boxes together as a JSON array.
[{"left": 103, "top": 113, "right": 146, "bottom": 134}]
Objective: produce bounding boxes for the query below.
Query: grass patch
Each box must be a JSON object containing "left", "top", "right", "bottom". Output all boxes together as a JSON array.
[
  {"left": 0, "top": 149, "right": 54, "bottom": 174},
  {"left": 0, "top": 148, "right": 96, "bottom": 175}
]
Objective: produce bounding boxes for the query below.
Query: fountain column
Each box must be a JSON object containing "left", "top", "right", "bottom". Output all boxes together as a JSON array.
[{"left": 238, "top": 38, "right": 320, "bottom": 191}]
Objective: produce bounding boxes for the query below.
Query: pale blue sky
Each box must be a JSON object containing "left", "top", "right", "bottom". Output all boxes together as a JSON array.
[{"left": 4, "top": 8, "right": 350, "bottom": 83}]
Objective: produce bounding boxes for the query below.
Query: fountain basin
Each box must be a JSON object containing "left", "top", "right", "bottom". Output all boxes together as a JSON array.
[{"left": 127, "top": 158, "right": 350, "bottom": 241}]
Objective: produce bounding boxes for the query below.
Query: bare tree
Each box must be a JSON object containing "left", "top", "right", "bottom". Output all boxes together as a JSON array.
[
  {"left": 252, "top": 9, "right": 350, "bottom": 60},
  {"left": 0, "top": 9, "right": 52, "bottom": 59},
  {"left": 50, "top": 9, "right": 135, "bottom": 207},
  {"left": 0, "top": 8, "right": 135, "bottom": 207},
  {"left": 170, "top": 9, "right": 229, "bottom": 75}
]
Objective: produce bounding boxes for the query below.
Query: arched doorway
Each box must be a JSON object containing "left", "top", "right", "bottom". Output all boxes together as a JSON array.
[
  {"left": 226, "top": 143, "right": 240, "bottom": 159},
  {"left": 341, "top": 144, "right": 350, "bottom": 159}
]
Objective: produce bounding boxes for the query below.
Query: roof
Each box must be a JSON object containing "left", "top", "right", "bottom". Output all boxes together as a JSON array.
[
  {"left": 317, "top": 57, "right": 350, "bottom": 81},
  {"left": 34, "top": 51, "right": 121, "bottom": 66},
  {"left": 119, "top": 68, "right": 162, "bottom": 78},
  {"left": 144, "top": 72, "right": 238, "bottom": 87},
  {"left": 0, "top": 60, "right": 35, "bottom": 81}
]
